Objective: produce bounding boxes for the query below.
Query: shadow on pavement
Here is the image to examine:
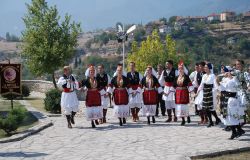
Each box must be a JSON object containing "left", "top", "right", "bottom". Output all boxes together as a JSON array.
[{"left": 0, "top": 152, "right": 48, "bottom": 158}]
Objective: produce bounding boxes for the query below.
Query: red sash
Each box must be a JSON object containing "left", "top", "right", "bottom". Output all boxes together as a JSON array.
[
  {"left": 143, "top": 90, "right": 158, "bottom": 105},
  {"left": 63, "top": 88, "right": 73, "bottom": 93},
  {"left": 114, "top": 88, "right": 128, "bottom": 105},
  {"left": 86, "top": 89, "right": 101, "bottom": 107},
  {"left": 175, "top": 87, "right": 189, "bottom": 104},
  {"left": 165, "top": 82, "right": 173, "bottom": 87},
  {"left": 130, "top": 84, "right": 140, "bottom": 90}
]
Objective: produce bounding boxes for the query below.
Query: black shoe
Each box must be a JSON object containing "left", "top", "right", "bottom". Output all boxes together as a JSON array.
[
  {"left": 181, "top": 120, "right": 185, "bottom": 126},
  {"left": 215, "top": 119, "right": 221, "bottom": 125},
  {"left": 152, "top": 116, "right": 156, "bottom": 123},
  {"left": 68, "top": 123, "right": 72, "bottom": 129},
  {"left": 122, "top": 118, "right": 126, "bottom": 124},
  {"left": 229, "top": 133, "right": 238, "bottom": 140},
  {"left": 187, "top": 117, "right": 191, "bottom": 123},
  {"left": 119, "top": 118, "right": 123, "bottom": 126},
  {"left": 224, "top": 126, "right": 231, "bottom": 132},
  {"left": 70, "top": 116, "right": 75, "bottom": 124},
  {"left": 91, "top": 121, "right": 96, "bottom": 128},
  {"left": 166, "top": 118, "right": 172, "bottom": 122},
  {"left": 237, "top": 129, "right": 245, "bottom": 137},
  {"left": 162, "top": 114, "right": 166, "bottom": 116},
  {"left": 207, "top": 123, "right": 214, "bottom": 128},
  {"left": 95, "top": 120, "right": 99, "bottom": 125},
  {"left": 147, "top": 117, "right": 150, "bottom": 125}
]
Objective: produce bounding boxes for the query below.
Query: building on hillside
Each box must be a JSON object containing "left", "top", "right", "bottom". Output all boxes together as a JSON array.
[
  {"left": 188, "top": 16, "right": 207, "bottom": 22},
  {"left": 207, "top": 13, "right": 220, "bottom": 22},
  {"left": 220, "top": 11, "right": 236, "bottom": 22},
  {"left": 174, "top": 21, "right": 189, "bottom": 32},
  {"left": 243, "top": 11, "right": 250, "bottom": 21},
  {"left": 227, "top": 37, "right": 237, "bottom": 45},
  {"left": 159, "top": 25, "right": 173, "bottom": 34}
]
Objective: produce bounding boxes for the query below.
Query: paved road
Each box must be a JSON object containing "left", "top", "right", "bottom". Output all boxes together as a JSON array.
[{"left": 0, "top": 102, "right": 249, "bottom": 160}]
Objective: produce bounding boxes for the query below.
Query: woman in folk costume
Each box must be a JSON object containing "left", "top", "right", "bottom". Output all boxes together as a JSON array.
[
  {"left": 107, "top": 64, "right": 129, "bottom": 126},
  {"left": 196, "top": 63, "right": 221, "bottom": 127},
  {"left": 220, "top": 66, "right": 245, "bottom": 139},
  {"left": 82, "top": 65, "right": 103, "bottom": 128},
  {"left": 141, "top": 66, "right": 163, "bottom": 125},
  {"left": 217, "top": 66, "right": 230, "bottom": 131},
  {"left": 57, "top": 66, "right": 79, "bottom": 129},
  {"left": 173, "top": 61, "right": 194, "bottom": 125}
]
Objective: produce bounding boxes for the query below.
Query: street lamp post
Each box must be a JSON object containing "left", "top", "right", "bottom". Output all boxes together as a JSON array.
[{"left": 116, "top": 23, "right": 136, "bottom": 71}]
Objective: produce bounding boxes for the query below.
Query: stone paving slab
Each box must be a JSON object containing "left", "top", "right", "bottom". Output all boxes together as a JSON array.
[{"left": 0, "top": 103, "right": 249, "bottom": 160}]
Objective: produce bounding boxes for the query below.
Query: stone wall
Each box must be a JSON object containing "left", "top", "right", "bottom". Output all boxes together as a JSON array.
[{"left": 21, "top": 80, "right": 86, "bottom": 100}]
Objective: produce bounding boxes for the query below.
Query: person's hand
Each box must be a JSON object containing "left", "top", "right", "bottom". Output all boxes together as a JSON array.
[{"left": 104, "top": 93, "right": 109, "bottom": 98}]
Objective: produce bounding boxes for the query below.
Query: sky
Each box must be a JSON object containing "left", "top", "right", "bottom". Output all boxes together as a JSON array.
[{"left": 0, "top": 0, "right": 250, "bottom": 37}]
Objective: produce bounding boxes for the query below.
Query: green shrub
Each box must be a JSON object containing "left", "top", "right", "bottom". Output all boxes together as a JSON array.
[
  {"left": 21, "top": 84, "right": 30, "bottom": 97},
  {"left": 0, "top": 107, "right": 27, "bottom": 135},
  {"left": 44, "top": 89, "right": 61, "bottom": 113},
  {"left": 0, "top": 115, "right": 18, "bottom": 135},
  {"left": 1, "top": 84, "right": 30, "bottom": 99},
  {"left": 9, "top": 107, "right": 26, "bottom": 124}
]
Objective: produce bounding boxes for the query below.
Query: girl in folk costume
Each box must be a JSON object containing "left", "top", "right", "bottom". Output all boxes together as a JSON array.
[
  {"left": 141, "top": 66, "right": 163, "bottom": 125},
  {"left": 220, "top": 67, "right": 245, "bottom": 139},
  {"left": 82, "top": 65, "right": 103, "bottom": 128},
  {"left": 173, "top": 61, "right": 194, "bottom": 125},
  {"left": 193, "top": 62, "right": 208, "bottom": 125},
  {"left": 57, "top": 66, "right": 80, "bottom": 129},
  {"left": 107, "top": 64, "right": 129, "bottom": 126},
  {"left": 196, "top": 63, "right": 221, "bottom": 128}
]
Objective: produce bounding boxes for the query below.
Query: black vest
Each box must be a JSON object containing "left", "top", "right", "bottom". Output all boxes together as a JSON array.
[
  {"left": 96, "top": 73, "right": 109, "bottom": 88},
  {"left": 141, "top": 75, "right": 159, "bottom": 88},
  {"left": 163, "top": 68, "right": 176, "bottom": 82},
  {"left": 127, "top": 71, "right": 140, "bottom": 85},
  {"left": 196, "top": 71, "right": 205, "bottom": 86},
  {"left": 111, "top": 76, "right": 128, "bottom": 88},
  {"left": 62, "top": 74, "right": 75, "bottom": 88}
]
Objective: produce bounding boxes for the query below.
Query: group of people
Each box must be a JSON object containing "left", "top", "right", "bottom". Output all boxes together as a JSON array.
[{"left": 57, "top": 59, "right": 250, "bottom": 140}]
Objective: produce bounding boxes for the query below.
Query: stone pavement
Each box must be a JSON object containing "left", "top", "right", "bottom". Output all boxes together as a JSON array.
[{"left": 0, "top": 102, "right": 249, "bottom": 160}]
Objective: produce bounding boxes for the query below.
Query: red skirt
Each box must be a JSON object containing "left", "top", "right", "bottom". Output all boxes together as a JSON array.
[
  {"left": 114, "top": 88, "right": 129, "bottom": 105},
  {"left": 86, "top": 90, "right": 101, "bottom": 107},
  {"left": 143, "top": 90, "right": 158, "bottom": 105},
  {"left": 175, "top": 88, "right": 189, "bottom": 104}
]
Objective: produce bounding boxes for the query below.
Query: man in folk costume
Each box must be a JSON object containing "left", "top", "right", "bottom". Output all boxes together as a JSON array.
[
  {"left": 82, "top": 65, "right": 103, "bottom": 128},
  {"left": 57, "top": 66, "right": 79, "bottom": 129},
  {"left": 159, "top": 60, "right": 178, "bottom": 122},
  {"left": 193, "top": 62, "right": 208, "bottom": 125},
  {"left": 156, "top": 64, "right": 166, "bottom": 117},
  {"left": 174, "top": 61, "right": 194, "bottom": 125},
  {"left": 107, "top": 64, "right": 129, "bottom": 126},
  {"left": 189, "top": 63, "right": 199, "bottom": 115},
  {"left": 141, "top": 66, "right": 163, "bottom": 125},
  {"left": 196, "top": 63, "right": 221, "bottom": 127},
  {"left": 234, "top": 60, "right": 250, "bottom": 126},
  {"left": 127, "top": 62, "right": 143, "bottom": 122},
  {"left": 220, "top": 66, "right": 245, "bottom": 139},
  {"left": 96, "top": 64, "right": 111, "bottom": 124}
]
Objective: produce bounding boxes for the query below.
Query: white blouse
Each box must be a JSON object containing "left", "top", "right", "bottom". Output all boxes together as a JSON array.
[{"left": 197, "top": 73, "right": 218, "bottom": 92}]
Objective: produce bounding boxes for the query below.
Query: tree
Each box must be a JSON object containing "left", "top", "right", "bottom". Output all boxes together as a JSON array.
[
  {"left": 127, "top": 30, "right": 189, "bottom": 73},
  {"left": 6, "top": 32, "right": 10, "bottom": 41},
  {"left": 22, "top": 0, "right": 81, "bottom": 88}
]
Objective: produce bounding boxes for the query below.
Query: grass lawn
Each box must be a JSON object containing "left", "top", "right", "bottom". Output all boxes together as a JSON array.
[
  {"left": 195, "top": 151, "right": 250, "bottom": 160},
  {"left": 0, "top": 100, "right": 38, "bottom": 139},
  {"left": 24, "top": 97, "right": 47, "bottom": 113}
]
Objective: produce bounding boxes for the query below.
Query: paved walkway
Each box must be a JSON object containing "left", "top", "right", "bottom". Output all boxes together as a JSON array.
[{"left": 0, "top": 101, "right": 249, "bottom": 160}]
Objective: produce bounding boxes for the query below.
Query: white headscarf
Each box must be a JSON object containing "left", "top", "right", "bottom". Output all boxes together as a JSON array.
[
  {"left": 85, "top": 66, "right": 97, "bottom": 77},
  {"left": 144, "top": 67, "right": 157, "bottom": 77}
]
